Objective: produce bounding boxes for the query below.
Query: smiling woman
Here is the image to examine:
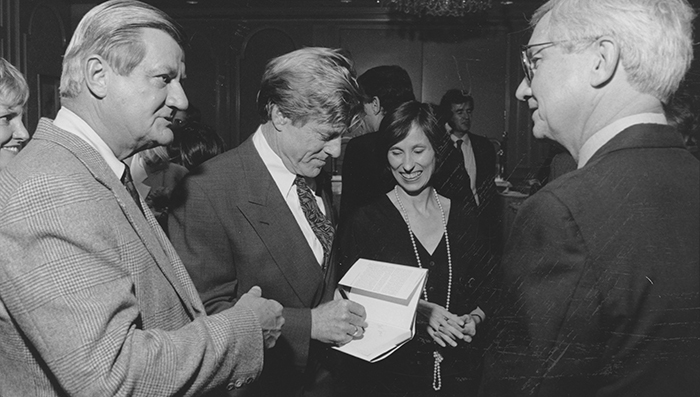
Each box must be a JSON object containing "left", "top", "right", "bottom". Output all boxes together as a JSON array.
[
  {"left": 0, "top": 57, "right": 29, "bottom": 172},
  {"left": 337, "top": 100, "right": 494, "bottom": 396}
]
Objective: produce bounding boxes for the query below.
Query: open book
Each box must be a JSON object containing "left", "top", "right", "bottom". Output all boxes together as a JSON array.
[{"left": 333, "top": 258, "right": 428, "bottom": 362}]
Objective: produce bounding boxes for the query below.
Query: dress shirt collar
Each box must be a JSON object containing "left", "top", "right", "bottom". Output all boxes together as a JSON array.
[
  {"left": 578, "top": 113, "right": 666, "bottom": 168},
  {"left": 445, "top": 123, "right": 471, "bottom": 145},
  {"left": 252, "top": 127, "right": 297, "bottom": 199},
  {"left": 450, "top": 132, "right": 471, "bottom": 146},
  {"left": 53, "top": 107, "right": 125, "bottom": 179}
]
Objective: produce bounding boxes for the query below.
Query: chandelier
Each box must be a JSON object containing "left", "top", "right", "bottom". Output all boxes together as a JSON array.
[{"left": 382, "top": 0, "right": 492, "bottom": 17}]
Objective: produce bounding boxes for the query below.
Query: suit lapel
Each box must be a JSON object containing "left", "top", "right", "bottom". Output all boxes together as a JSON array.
[
  {"left": 316, "top": 172, "right": 339, "bottom": 298},
  {"left": 234, "top": 139, "right": 326, "bottom": 307},
  {"left": 468, "top": 132, "right": 485, "bottom": 187},
  {"left": 36, "top": 120, "right": 200, "bottom": 318}
]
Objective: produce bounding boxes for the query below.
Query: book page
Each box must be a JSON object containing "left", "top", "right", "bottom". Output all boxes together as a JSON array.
[
  {"left": 334, "top": 321, "right": 410, "bottom": 361},
  {"left": 340, "top": 258, "right": 426, "bottom": 301},
  {"left": 333, "top": 258, "right": 427, "bottom": 362},
  {"left": 345, "top": 284, "right": 420, "bottom": 331}
]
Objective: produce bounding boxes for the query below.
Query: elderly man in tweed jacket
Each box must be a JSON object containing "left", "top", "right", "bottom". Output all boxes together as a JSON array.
[{"left": 0, "top": 1, "right": 283, "bottom": 396}]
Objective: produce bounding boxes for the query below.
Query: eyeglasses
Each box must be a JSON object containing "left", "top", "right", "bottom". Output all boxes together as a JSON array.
[
  {"left": 520, "top": 41, "right": 558, "bottom": 83},
  {"left": 520, "top": 37, "right": 600, "bottom": 83}
]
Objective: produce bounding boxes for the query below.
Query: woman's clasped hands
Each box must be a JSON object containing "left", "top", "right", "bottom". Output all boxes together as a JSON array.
[{"left": 417, "top": 300, "right": 476, "bottom": 348}]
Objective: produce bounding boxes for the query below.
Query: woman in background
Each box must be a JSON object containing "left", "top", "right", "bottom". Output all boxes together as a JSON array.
[
  {"left": 128, "top": 145, "right": 188, "bottom": 230},
  {"left": 337, "top": 101, "right": 493, "bottom": 396},
  {"left": 0, "top": 58, "right": 29, "bottom": 172},
  {"left": 171, "top": 121, "right": 226, "bottom": 171}
]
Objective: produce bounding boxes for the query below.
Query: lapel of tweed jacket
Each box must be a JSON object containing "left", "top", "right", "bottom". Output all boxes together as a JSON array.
[
  {"left": 141, "top": 201, "right": 206, "bottom": 316},
  {"left": 35, "top": 119, "right": 203, "bottom": 318},
  {"left": 235, "top": 138, "right": 326, "bottom": 307}
]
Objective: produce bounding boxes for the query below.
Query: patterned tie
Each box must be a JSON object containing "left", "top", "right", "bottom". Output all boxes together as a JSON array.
[
  {"left": 294, "top": 175, "right": 334, "bottom": 267},
  {"left": 121, "top": 162, "right": 145, "bottom": 214}
]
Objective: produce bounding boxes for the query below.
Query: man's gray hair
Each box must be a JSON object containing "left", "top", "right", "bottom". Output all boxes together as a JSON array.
[
  {"left": 257, "top": 47, "right": 364, "bottom": 135},
  {"left": 60, "top": 0, "right": 185, "bottom": 99},
  {"left": 533, "top": 0, "right": 695, "bottom": 103}
]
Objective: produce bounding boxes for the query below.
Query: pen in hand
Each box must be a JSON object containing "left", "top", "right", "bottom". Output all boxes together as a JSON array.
[{"left": 338, "top": 286, "right": 366, "bottom": 339}]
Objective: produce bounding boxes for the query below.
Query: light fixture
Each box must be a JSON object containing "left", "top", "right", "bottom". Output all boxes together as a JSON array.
[{"left": 382, "top": 0, "right": 492, "bottom": 17}]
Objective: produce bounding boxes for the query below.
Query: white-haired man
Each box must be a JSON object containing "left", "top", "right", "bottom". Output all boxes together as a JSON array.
[{"left": 480, "top": 0, "right": 699, "bottom": 396}]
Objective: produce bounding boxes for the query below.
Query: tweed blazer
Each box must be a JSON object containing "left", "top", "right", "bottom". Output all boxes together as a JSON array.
[
  {"left": 168, "top": 135, "right": 337, "bottom": 396},
  {"left": 0, "top": 119, "right": 264, "bottom": 396},
  {"left": 480, "top": 124, "right": 700, "bottom": 396}
]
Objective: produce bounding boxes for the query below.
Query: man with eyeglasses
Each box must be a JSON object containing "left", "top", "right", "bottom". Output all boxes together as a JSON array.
[{"left": 480, "top": 1, "right": 699, "bottom": 396}]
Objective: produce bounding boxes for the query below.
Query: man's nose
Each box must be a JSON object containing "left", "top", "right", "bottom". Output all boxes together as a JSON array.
[
  {"left": 515, "top": 78, "right": 532, "bottom": 101},
  {"left": 167, "top": 81, "right": 189, "bottom": 111}
]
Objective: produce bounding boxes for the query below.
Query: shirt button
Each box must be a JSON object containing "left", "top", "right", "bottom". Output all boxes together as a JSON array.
[
  {"left": 245, "top": 377, "right": 254, "bottom": 385},
  {"left": 226, "top": 383, "right": 235, "bottom": 391},
  {"left": 429, "top": 261, "right": 435, "bottom": 267},
  {"left": 235, "top": 379, "right": 244, "bottom": 388}
]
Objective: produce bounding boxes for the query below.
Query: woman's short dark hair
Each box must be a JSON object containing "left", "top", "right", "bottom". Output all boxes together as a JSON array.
[
  {"left": 378, "top": 100, "right": 450, "bottom": 171},
  {"left": 171, "top": 122, "right": 226, "bottom": 170}
]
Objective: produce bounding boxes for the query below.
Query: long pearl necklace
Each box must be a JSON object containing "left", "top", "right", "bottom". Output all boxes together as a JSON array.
[{"left": 394, "top": 185, "right": 453, "bottom": 391}]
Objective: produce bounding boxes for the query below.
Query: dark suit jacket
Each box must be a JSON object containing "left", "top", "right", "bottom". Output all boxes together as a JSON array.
[
  {"left": 466, "top": 131, "right": 497, "bottom": 202},
  {"left": 0, "top": 119, "right": 263, "bottom": 396},
  {"left": 434, "top": 131, "right": 500, "bottom": 255},
  {"left": 339, "top": 131, "right": 395, "bottom": 223},
  {"left": 480, "top": 124, "right": 700, "bottom": 396},
  {"left": 169, "top": 135, "right": 337, "bottom": 397}
]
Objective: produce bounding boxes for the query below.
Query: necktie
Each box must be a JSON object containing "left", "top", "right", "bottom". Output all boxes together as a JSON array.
[
  {"left": 121, "top": 162, "right": 145, "bottom": 214},
  {"left": 455, "top": 138, "right": 479, "bottom": 205},
  {"left": 295, "top": 175, "right": 334, "bottom": 267},
  {"left": 455, "top": 139, "right": 464, "bottom": 168}
]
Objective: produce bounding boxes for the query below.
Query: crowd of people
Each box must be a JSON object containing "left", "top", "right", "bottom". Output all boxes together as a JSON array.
[{"left": 0, "top": 0, "right": 697, "bottom": 396}]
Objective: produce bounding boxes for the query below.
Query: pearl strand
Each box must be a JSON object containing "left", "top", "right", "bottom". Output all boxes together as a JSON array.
[{"left": 394, "top": 186, "right": 453, "bottom": 391}]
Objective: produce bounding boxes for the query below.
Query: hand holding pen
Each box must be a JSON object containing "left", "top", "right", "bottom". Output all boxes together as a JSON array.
[{"left": 337, "top": 287, "right": 367, "bottom": 340}]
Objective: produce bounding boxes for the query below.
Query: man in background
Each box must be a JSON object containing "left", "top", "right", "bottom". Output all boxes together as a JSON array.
[
  {"left": 169, "top": 47, "right": 368, "bottom": 397},
  {"left": 480, "top": 0, "right": 699, "bottom": 395},
  {"left": 438, "top": 90, "right": 497, "bottom": 209},
  {"left": 339, "top": 65, "right": 414, "bottom": 221},
  {"left": 436, "top": 89, "right": 499, "bottom": 254},
  {"left": 0, "top": 1, "right": 283, "bottom": 396}
]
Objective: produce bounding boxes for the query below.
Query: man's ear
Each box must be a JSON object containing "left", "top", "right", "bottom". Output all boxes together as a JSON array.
[
  {"left": 270, "top": 104, "right": 289, "bottom": 131},
  {"left": 371, "top": 96, "right": 383, "bottom": 115},
  {"left": 85, "top": 55, "right": 109, "bottom": 99},
  {"left": 590, "top": 37, "right": 619, "bottom": 88}
]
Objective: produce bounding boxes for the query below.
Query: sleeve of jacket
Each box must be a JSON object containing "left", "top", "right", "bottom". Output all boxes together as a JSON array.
[{"left": 0, "top": 172, "right": 263, "bottom": 397}]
